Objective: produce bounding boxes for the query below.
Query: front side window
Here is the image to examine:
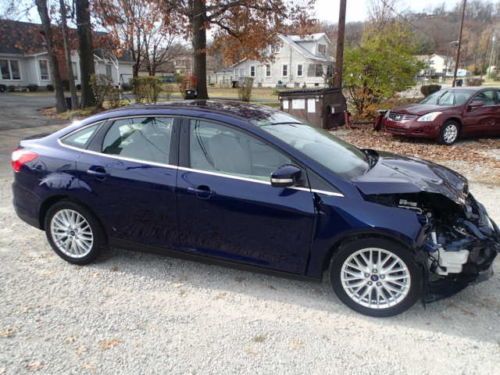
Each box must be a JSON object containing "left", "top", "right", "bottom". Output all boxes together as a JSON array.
[
  {"left": 189, "top": 120, "right": 291, "bottom": 181},
  {"left": 39, "top": 60, "right": 49, "bottom": 80},
  {"left": 282, "top": 64, "right": 288, "bottom": 77},
  {"left": 102, "top": 117, "right": 173, "bottom": 164},
  {"left": 259, "top": 121, "right": 369, "bottom": 179},
  {"left": 61, "top": 123, "right": 101, "bottom": 149}
]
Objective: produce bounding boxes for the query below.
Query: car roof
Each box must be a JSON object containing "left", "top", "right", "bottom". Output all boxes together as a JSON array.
[
  {"left": 101, "top": 100, "right": 282, "bottom": 123},
  {"left": 441, "top": 87, "right": 500, "bottom": 92}
]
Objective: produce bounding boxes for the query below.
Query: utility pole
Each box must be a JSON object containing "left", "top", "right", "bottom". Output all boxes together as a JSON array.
[
  {"left": 334, "top": 0, "right": 347, "bottom": 88},
  {"left": 452, "top": 0, "right": 467, "bottom": 87}
]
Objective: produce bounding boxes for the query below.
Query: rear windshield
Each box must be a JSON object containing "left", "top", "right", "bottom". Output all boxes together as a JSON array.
[{"left": 420, "top": 90, "right": 472, "bottom": 106}]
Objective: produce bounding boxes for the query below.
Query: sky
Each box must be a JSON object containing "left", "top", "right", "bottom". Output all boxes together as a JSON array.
[
  {"left": 1, "top": 0, "right": 470, "bottom": 25},
  {"left": 314, "top": 0, "right": 463, "bottom": 23}
]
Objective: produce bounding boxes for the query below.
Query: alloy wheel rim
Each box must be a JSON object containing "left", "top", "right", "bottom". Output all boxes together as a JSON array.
[
  {"left": 50, "top": 209, "right": 94, "bottom": 258},
  {"left": 340, "top": 248, "right": 411, "bottom": 309},
  {"left": 443, "top": 124, "right": 458, "bottom": 144}
]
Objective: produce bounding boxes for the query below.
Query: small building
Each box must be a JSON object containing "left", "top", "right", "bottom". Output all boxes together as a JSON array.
[
  {"left": 215, "top": 33, "right": 334, "bottom": 88},
  {"left": 417, "top": 53, "right": 454, "bottom": 77},
  {"left": 0, "top": 19, "right": 133, "bottom": 90}
]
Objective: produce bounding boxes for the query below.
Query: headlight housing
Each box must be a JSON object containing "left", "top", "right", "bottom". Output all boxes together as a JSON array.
[{"left": 417, "top": 112, "right": 442, "bottom": 122}]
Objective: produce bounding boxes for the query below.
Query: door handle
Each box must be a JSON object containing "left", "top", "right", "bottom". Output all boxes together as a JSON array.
[
  {"left": 86, "top": 165, "right": 108, "bottom": 180},
  {"left": 187, "top": 185, "right": 213, "bottom": 199}
]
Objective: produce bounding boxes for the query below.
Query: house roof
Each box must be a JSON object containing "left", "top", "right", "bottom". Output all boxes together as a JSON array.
[
  {"left": 0, "top": 19, "right": 46, "bottom": 54},
  {"left": 0, "top": 19, "right": 132, "bottom": 62},
  {"left": 278, "top": 34, "right": 331, "bottom": 63}
]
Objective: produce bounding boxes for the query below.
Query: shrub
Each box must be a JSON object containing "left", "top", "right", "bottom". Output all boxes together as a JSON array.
[
  {"left": 27, "top": 84, "right": 39, "bottom": 92},
  {"left": 0, "top": 84, "right": 6, "bottom": 92},
  {"left": 132, "top": 76, "right": 162, "bottom": 103},
  {"left": 8, "top": 85, "right": 16, "bottom": 92},
  {"left": 420, "top": 84, "right": 441, "bottom": 97},
  {"left": 238, "top": 77, "right": 254, "bottom": 102},
  {"left": 465, "top": 78, "right": 483, "bottom": 86},
  {"left": 46, "top": 84, "right": 54, "bottom": 91},
  {"left": 121, "top": 82, "right": 133, "bottom": 92},
  {"left": 90, "top": 74, "right": 115, "bottom": 109}
]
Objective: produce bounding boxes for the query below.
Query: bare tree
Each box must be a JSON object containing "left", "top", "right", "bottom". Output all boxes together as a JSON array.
[
  {"left": 59, "top": 0, "right": 78, "bottom": 108},
  {"left": 35, "top": 0, "right": 67, "bottom": 112},
  {"left": 76, "top": 0, "right": 96, "bottom": 107}
]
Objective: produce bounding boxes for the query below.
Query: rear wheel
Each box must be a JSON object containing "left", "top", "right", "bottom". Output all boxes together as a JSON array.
[
  {"left": 439, "top": 120, "right": 460, "bottom": 145},
  {"left": 44, "top": 200, "right": 106, "bottom": 265},
  {"left": 330, "top": 238, "right": 422, "bottom": 317}
]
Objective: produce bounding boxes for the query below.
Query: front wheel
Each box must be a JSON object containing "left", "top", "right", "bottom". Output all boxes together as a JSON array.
[
  {"left": 439, "top": 120, "right": 460, "bottom": 145},
  {"left": 330, "top": 238, "right": 422, "bottom": 317}
]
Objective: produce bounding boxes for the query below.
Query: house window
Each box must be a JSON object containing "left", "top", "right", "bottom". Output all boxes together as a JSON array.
[
  {"left": 39, "top": 60, "right": 49, "bottom": 81},
  {"left": 282, "top": 64, "right": 288, "bottom": 77},
  {"left": 318, "top": 44, "right": 326, "bottom": 55},
  {"left": 71, "top": 62, "right": 78, "bottom": 80},
  {"left": 106, "top": 65, "right": 112, "bottom": 79},
  {"left": 297, "top": 64, "right": 303, "bottom": 77},
  {"left": 0, "top": 59, "right": 21, "bottom": 80},
  {"left": 250, "top": 66, "right": 255, "bottom": 77},
  {"left": 315, "top": 64, "right": 323, "bottom": 77},
  {"left": 266, "top": 64, "right": 271, "bottom": 77}
]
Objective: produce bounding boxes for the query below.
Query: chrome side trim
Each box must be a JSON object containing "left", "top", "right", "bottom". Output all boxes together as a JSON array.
[
  {"left": 177, "top": 166, "right": 271, "bottom": 185},
  {"left": 293, "top": 186, "right": 343, "bottom": 197},
  {"left": 57, "top": 139, "right": 177, "bottom": 170}
]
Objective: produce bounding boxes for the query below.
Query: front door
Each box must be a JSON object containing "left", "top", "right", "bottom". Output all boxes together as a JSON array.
[
  {"left": 462, "top": 89, "right": 499, "bottom": 136},
  {"left": 77, "top": 116, "right": 178, "bottom": 248},
  {"left": 176, "top": 118, "right": 316, "bottom": 274}
]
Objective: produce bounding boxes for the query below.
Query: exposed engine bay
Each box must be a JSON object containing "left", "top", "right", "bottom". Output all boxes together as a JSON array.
[{"left": 366, "top": 191, "right": 500, "bottom": 302}]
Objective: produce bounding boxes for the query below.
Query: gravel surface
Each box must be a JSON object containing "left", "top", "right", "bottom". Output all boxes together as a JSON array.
[{"left": 1, "top": 177, "right": 499, "bottom": 374}]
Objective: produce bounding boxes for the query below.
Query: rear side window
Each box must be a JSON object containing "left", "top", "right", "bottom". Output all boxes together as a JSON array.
[
  {"left": 61, "top": 123, "right": 100, "bottom": 149},
  {"left": 102, "top": 117, "right": 173, "bottom": 164}
]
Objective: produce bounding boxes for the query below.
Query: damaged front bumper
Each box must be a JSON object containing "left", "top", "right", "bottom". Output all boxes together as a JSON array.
[{"left": 419, "top": 197, "right": 500, "bottom": 303}]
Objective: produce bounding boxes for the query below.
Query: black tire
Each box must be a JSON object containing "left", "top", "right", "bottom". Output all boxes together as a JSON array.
[
  {"left": 44, "top": 200, "right": 106, "bottom": 265},
  {"left": 438, "top": 120, "right": 460, "bottom": 145},
  {"left": 329, "top": 238, "right": 422, "bottom": 317}
]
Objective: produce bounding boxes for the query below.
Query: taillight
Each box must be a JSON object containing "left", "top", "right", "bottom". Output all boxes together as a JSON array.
[{"left": 11, "top": 148, "right": 39, "bottom": 172}]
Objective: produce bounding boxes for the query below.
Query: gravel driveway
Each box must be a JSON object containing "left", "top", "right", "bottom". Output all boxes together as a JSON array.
[{"left": 0, "top": 98, "right": 499, "bottom": 374}]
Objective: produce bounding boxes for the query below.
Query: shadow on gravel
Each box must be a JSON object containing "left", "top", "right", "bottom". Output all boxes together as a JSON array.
[{"left": 89, "top": 245, "right": 500, "bottom": 344}]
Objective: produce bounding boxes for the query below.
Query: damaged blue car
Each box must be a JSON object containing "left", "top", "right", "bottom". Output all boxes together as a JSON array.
[{"left": 11, "top": 101, "right": 499, "bottom": 317}]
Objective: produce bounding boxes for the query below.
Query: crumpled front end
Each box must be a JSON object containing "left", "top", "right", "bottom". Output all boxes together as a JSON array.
[
  {"left": 420, "top": 193, "right": 499, "bottom": 302},
  {"left": 365, "top": 190, "right": 499, "bottom": 303}
]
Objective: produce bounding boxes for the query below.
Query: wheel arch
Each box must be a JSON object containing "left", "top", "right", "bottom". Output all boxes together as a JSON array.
[
  {"left": 318, "top": 229, "right": 416, "bottom": 276},
  {"left": 38, "top": 195, "right": 108, "bottom": 244}
]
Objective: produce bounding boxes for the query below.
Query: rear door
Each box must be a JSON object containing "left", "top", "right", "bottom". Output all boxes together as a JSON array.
[
  {"left": 75, "top": 116, "right": 179, "bottom": 248},
  {"left": 175, "top": 118, "right": 316, "bottom": 274}
]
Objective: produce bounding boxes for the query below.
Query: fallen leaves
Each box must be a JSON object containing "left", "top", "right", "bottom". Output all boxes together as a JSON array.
[
  {"left": 334, "top": 127, "right": 500, "bottom": 184},
  {"left": 26, "top": 361, "right": 43, "bottom": 372},
  {"left": 0, "top": 326, "right": 16, "bottom": 338},
  {"left": 99, "top": 338, "right": 123, "bottom": 351}
]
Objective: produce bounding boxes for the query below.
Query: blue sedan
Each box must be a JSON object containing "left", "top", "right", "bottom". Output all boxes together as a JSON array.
[{"left": 11, "top": 101, "right": 499, "bottom": 317}]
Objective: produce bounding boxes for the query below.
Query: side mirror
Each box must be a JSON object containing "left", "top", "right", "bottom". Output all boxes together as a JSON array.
[
  {"left": 270, "top": 164, "right": 302, "bottom": 188},
  {"left": 468, "top": 100, "right": 484, "bottom": 111}
]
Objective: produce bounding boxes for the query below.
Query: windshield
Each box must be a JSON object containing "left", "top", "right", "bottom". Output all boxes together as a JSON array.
[
  {"left": 420, "top": 89, "right": 472, "bottom": 106},
  {"left": 258, "top": 122, "right": 370, "bottom": 179}
]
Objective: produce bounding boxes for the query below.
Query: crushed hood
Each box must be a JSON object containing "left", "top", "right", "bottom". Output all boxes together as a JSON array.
[{"left": 352, "top": 151, "right": 468, "bottom": 205}]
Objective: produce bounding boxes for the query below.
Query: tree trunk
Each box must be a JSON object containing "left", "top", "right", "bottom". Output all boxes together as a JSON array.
[
  {"left": 191, "top": 0, "right": 208, "bottom": 99},
  {"left": 76, "top": 0, "right": 96, "bottom": 107},
  {"left": 59, "top": 0, "right": 78, "bottom": 109},
  {"left": 35, "top": 0, "right": 67, "bottom": 113}
]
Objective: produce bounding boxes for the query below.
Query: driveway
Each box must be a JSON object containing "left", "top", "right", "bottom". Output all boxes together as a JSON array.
[{"left": 0, "top": 93, "right": 66, "bottom": 177}]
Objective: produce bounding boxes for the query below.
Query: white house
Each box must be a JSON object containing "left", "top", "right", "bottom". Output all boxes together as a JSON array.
[
  {"left": 214, "top": 33, "right": 334, "bottom": 88},
  {"left": 0, "top": 20, "right": 133, "bottom": 90},
  {"left": 417, "top": 53, "right": 454, "bottom": 77}
]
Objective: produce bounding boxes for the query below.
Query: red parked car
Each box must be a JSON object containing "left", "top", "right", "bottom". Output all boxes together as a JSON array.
[{"left": 382, "top": 87, "right": 500, "bottom": 145}]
